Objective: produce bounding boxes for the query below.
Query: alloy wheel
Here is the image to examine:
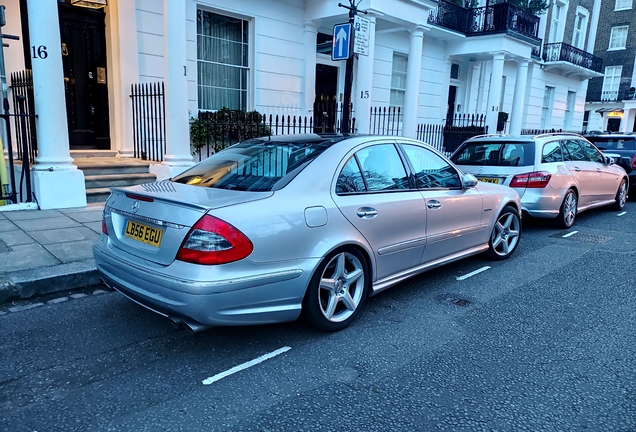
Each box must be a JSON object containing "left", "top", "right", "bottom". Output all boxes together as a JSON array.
[
  {"left": 490, "top": 211, "right": 520, "bottom": 258},
  {"left": 563, "top": 191, "right": 577, "bottom": 227},
  {"left": 318, "top": 252, "right": 365, "bottom": 323}
]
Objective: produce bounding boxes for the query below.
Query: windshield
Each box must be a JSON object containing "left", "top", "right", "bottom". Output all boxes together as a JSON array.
[
  {"left": 451, "top": 141, "right": 535, "bottom": 167},
  {"left": 172, "top": 137, "right": 341, "bottom": 191}
]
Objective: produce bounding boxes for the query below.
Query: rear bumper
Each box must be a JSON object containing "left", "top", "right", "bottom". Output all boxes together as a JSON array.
[
  {"left": 93, "top": 236, "right": 318, "bottom": 327},
  {"left": 519, "top": 188, "right": 565, "bottom": 219}
]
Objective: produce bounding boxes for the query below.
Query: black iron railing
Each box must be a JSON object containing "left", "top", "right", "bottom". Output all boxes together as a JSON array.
[
  {"left": 417, "top": 114, "right": 488, "bottom": 154},
  {"left": 542, "top": 42, "right": 603, "bottom": 73},
  {"left": 468, "top": 2, "right": 540, "bottom": 41},
  {"left": 369, "top": 106, "right": 402, "bottom": 136},
  {"left": 9, "top": 70, "right": 37, "bottom": 163},
  {"left": 429, "top": 0, "right": 540, "bottom": 42},
  {"left": 191, "top": 109, "right": 357, "bottom": 161},
  {"left": 521, "top": 128, "right": 585, "bottom": 135},
  {"left": 625, "top": 87, "right": 635, "bottom": 100},
  {"left": 428, "top": 0, "right": 470, "bottom": 33},
  {"left": 130, "top": 82, "right": 166, "bottom": 162}
]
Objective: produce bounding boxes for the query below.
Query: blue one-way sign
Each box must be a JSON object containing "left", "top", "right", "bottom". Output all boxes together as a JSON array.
[{"left": 332, "top": 23, "right": 352, "bottom": 61}]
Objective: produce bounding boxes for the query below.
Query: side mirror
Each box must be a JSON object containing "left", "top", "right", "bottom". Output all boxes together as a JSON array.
[
  {"left": 462, "top": 173, "right": 479, "bottom": 189},
  {"left": 603, "top": 153, "right": 619, "bottom": 165}
]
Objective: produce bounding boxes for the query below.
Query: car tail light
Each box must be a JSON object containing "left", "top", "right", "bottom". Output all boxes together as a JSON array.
[
  {"left": 176, "top": 215, "right": 253, "bottom": 265},
  {"left": 510, "top": 171, "right": 551, "bottom": 188},
  {"left": 632, "top": 154, "right": 636, "bottom": 169},
  {"left": 102, "top": 217, "right": 108, "bottom": 235},
  {"left": 125, "top": 193, "right": 154, "bottom": 202}
]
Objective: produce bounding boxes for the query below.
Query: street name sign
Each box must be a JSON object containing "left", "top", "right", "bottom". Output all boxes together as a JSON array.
[
  {"left": 353, "top": 15, "right": 370, "bottom": 56},
  {"left": 332, "top": 23, "right": 352, "bottom": 61}
]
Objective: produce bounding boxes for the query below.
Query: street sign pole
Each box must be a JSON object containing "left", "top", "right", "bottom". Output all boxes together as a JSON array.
[{"left": 337, "top": 1, "right": 366, "bottom": 134}]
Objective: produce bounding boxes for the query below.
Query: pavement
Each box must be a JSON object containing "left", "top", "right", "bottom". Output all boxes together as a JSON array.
[{"left": 0, "top": 203, "right": 106, "bottom": 304}]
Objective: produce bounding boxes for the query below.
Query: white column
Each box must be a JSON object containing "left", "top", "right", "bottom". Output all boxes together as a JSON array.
[
  {"left": 402, "top": 25, "right": 426, "bottom": 138},
  {"left": 354, "top": 15, "right": 377, "bottom": 134},
  {"left": 110, "top": 0, "right": 140, "bottom": 158},
  {"left": 586, "top": 0, "right": 602, "bottom": 53},
  {"left": 151, "top": 0, "right": 194, "bottom": 180},
  {"left": 27, "top": 0, "right": 86, "bottom": 209},
  {"left": 485, "top": 52, "right": 506, "bottom": 133},
  {"left": 509, "top": 59, "right": 529, "bottom": 135},
  {"left": 303, "top": 20, "right": 320, "bottom": 118}
]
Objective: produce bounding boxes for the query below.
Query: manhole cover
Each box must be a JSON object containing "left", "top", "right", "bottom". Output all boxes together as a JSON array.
[
  {"left": 437, "top": 293, "right": 472, "bottom": 307},
  {"left": 551, "top": 231, "right": 612, "bottom": 243}
]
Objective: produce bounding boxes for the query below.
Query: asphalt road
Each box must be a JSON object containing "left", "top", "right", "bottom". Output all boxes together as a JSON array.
[{"left": 1, "top": 201, "right": 635, "bottom": 432}]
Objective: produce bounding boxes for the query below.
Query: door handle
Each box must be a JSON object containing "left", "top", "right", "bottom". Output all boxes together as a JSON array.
[
  {"left": 427, "top": 200, "right": 442, "bottom": 209},
  {"left": 596, "top": 168, "right": 602, "bottom": 172},
  {"left": 574, "top": 167, "right": 581, "bottom": 172},
  {"left": 357, "top": 207, "right": 378, "bottom": 218}
]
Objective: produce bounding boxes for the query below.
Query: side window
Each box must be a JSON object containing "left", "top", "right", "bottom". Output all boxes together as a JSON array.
[
  {"left": 336, "top": 156, "right": 366, "bottom": 194},
  {"left": 401, "top": 144, "right": 461, "bottom": 189},
  {"left": 561, "top": 140, "right": 587, "bottom": 162},
  {"left": 357, "top": 144, "right": 410, "bottom": 191},
  {"left": 542, "top": 141, "right": 563, "bottom": 163},
  {"left": 580, "top": 140, "right": 605, "bottom": 163}
]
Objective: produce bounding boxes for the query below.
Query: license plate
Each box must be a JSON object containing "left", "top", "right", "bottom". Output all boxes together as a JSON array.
[
  {"left": 124, "top": 220, "right": 163, "bottom": 247},
  {"left": 477, "top": 177, "right": 500, "bottom": 184}
]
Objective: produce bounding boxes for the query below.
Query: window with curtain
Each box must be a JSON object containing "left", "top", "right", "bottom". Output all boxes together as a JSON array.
[
  {"left": 390, "top": 53, "right": 408, "bottom": 107},
  {"left": 197, "top": 9, "right": 249, "bottom": 111},
  {"left": 602, "top": 66, "right": 622, "bottom": 101},
  {"left": 608, "top": 26, "right": 628, "bottom": 50},
  {"left": 540, "top": 86, "right": 555, "bottom": 129},
  {"left": 564, "top": 91, "right": 576, "bottom": 130},
  {"left": 615, "top": 0, "right": 632, "bottom": 10}
]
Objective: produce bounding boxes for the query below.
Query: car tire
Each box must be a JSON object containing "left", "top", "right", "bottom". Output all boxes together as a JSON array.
[
  {"left": 487, "top": 205, "right": 521, "bottom": 261},
  {"left": 557, "top": 189, "right": 577, "bottom": 229},
  {"left": 302, "top": 247, "right": 369, "bottom": 332},
  {"left": 612, "top": 178, "right": 628, "bottom": 211}
]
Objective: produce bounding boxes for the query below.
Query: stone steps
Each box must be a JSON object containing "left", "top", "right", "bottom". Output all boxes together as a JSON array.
[{"left": 73, "top": 156, "right": 157, "bottom": 204}]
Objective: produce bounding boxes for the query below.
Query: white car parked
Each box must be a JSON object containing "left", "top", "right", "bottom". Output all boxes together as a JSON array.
[{"left": 451, "top": 133, "right": 629, "bottom": 228}]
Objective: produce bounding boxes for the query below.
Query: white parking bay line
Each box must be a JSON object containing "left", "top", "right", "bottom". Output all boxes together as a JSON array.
[
  {"left": 562, "top": 231, "right": 579, "bottom": 238},
  {"left": 202, "top": 346, "right": 292, "bottom": 385},
  {"left": 617, "top": 211, "right": 627, "bottom": 217},
  {"left": 456, "top": 266, "right": 491, "bottom": 281}
]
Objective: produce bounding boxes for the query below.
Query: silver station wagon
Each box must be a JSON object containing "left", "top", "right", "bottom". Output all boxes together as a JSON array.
[
  {"left": 451, "top": 133, "right": 629, "bottom": 228},
  {"left": 94, "top": 134, "right": 521, "bottom": 332}
]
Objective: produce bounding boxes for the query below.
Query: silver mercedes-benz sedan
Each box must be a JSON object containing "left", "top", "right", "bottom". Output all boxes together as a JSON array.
[
  {"left": 93, "top": 134, "right": 521, "bottom": 332},
  {"left": 451, "top": 133, "right": 629, "bottom": 228}
]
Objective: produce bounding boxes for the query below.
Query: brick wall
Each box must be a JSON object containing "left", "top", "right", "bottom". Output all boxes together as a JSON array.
[{"left": 586, "top": 0, "right": 636, "bottom": 101}]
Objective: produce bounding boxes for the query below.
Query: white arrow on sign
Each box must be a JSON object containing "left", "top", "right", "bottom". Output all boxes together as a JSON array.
[{"left": 336, "top": 27, "right": 348, "bottom": 57}]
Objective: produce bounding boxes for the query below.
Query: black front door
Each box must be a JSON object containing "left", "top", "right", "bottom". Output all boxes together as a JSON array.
[
  {"left": 607, "top": 118, "right": 621, "bottom": 132},
  {"left": 59, "top": 4, "right": 110, "bottom": 149},
  {"left": 446, "top": 85, "right": 457, "bottom": 123}
]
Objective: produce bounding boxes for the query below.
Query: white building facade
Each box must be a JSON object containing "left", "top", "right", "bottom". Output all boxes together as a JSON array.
[{"left": 0, "top": 0, "right": 602, "bottom": 209}]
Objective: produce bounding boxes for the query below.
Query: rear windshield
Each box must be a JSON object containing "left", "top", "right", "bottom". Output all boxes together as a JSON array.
[
  {"left": 586, "top": 137, "right": 636, "bottom": 151},
  {"left": 172, "top": 137, "right": 341, "bottom": 191},
  {"left": 451, "top": 141, "right": 535, "bottom": 167}
]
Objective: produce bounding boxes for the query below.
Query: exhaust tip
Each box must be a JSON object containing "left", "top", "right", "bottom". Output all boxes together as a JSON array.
[{"left": 168, "top": 316, "right": 210, "bottom": 333}]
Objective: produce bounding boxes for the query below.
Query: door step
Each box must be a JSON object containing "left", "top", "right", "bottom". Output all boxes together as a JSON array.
[
  {"left": 74, "top": 156, "right": 158, "bottom": 204},
  {"left": 71, "top": 149, "right": 118, "bottom": 158}
]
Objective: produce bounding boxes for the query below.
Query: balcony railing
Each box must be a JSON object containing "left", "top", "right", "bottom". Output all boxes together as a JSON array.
[
  {"left": 542, "top": 42, "right": 603, "bottom": 73},
  {"left": 467, "top": 2, "right": 540, "bottom": 42},
  {"left": 428, "top": 0, "right": 470, "bottom": 34},
  {"left": 626, "top": 88, "right": 636, "bottom": 100},
  {"left": 600, "top": 91, "right": 619, "bottom": 102},
  {"left": 429, "top": 0, "right": 540, "bottom": 42}
]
